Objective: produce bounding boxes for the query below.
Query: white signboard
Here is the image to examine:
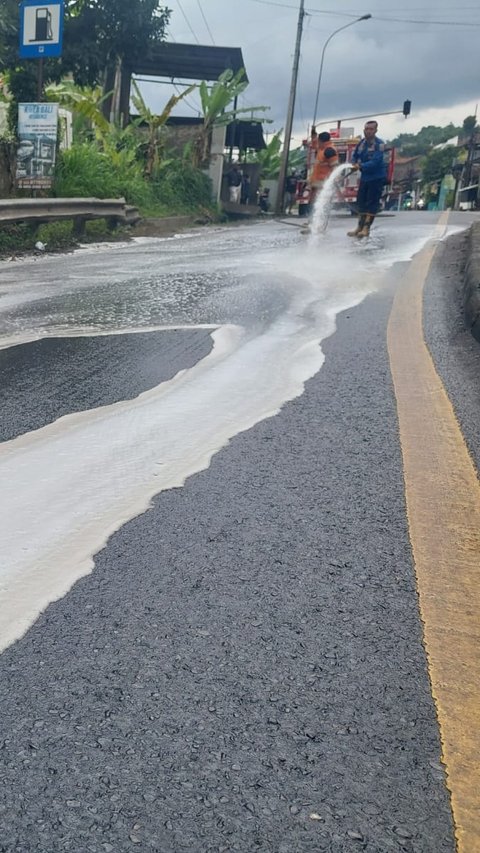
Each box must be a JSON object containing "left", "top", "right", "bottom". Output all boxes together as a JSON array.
[{"left": 16, "top": 103, "right": 59, "bottom": 190}]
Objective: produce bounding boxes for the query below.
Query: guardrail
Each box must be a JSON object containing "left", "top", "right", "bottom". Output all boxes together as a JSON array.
[{"left": 0, "top": 197, "right": 141, "bottom": 235}]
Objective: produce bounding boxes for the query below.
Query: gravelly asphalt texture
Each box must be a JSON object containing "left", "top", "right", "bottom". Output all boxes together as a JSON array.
[
  {"left": 0, "top": 329, "right": 213, "bottom": 443},
  {"left": 0, "top": 253, "right": 460, "bottom": 851},
  {"left": 424, "top": 228, "right": 480, "bottom": 471}
]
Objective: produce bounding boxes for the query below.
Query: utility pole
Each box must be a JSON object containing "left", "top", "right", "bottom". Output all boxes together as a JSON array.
[{"left": 275, "top": 0, "right": 305, "bottom": 215}]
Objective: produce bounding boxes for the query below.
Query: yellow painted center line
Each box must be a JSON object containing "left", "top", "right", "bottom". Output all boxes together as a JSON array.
[{"left": 387, "top": 210, "right": 480, "bottom": 852}]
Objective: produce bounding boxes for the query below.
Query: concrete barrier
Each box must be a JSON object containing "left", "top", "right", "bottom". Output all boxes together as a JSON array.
[{"left": 464, "top": 221, "right": 480, "bottom": 344}]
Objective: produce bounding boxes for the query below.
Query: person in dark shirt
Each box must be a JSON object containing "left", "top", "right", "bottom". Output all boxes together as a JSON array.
[
  {"left": 241, "top": 172, "right": 251, "bottom": 205},
  {"left": 227, "top": 164, "right": 243, "bottom": 203},
  {"left": 348, "top": 120, "right": 387, "bottom": 238},
  {"left": 284, "top": 171, "right": 298, "bottom": 214}
]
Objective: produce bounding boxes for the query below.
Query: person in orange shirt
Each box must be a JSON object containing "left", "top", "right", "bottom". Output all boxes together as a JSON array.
[{"left": 309, "top": 131, "right": 339, "bottom": 204}]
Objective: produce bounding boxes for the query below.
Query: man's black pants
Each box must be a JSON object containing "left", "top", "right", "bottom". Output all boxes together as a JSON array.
[{"left": 357, "top": 178, "right": 384, "bottom": 214}]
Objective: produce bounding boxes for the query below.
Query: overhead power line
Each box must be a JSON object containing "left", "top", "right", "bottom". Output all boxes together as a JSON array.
[
  {"left": 196, "top": 0, "right": 216, "bottom": 44},
  {"left": 248, "top": 0, "right": 480, "bottom": 26},
  {"left": 176, "top": 0, "right": 200, "bottom": 43}
]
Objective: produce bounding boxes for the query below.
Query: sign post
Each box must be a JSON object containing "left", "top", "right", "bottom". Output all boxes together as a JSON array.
[{"left": 19, "top": 0, "right": 65, "bottom": 99}]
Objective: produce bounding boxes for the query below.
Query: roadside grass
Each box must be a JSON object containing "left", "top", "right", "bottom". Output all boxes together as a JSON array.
[
  {"left": 54, "top": 145, "right": 217, "bottom": 218},
  {"left": 0, "top": 151, "right": 221, "bottom": 259}
]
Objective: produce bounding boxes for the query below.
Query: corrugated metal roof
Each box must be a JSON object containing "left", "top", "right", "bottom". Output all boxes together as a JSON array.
[{"left": 133, "top": 43, "right": 247, "bottom": 82}]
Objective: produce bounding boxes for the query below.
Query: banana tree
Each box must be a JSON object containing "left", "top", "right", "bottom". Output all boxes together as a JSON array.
[
  {"left": 250, "top": 130, "right": 282, "bottom": 178},
  {"left": 130, "top": 79, "right": 195, "bottom": 177},
  {"left": 45, "top": 81, "right": 111, "bottom": 140},
  {"left": 249, "top": 131, "right": 307, "bottom": 180},
  {"left": 193, "top": 68, "right": 269, "bottom": 168}
]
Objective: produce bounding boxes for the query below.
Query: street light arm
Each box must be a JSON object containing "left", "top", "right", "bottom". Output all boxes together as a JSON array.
[
  {"left": 312, "top": 15, "right": 371, "bottom": 128},
  {"left": 314, "top": 105, "right": 412, "bottom": 127}
]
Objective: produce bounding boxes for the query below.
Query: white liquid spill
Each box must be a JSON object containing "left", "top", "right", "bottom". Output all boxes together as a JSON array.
[
  {"left": 0, "top": 219, "right": 457, "bottom": 651},
  {"left": 309, "top": 163, "right": 352, "bottom": 239}
]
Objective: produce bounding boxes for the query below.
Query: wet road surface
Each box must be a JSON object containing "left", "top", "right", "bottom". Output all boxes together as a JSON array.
[{"left": 0, "top": 213, "right": 478, "bottom": 851}]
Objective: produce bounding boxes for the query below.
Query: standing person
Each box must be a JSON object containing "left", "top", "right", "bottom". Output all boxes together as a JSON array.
[
  {"left": 284, "top": 171, "right": 298, "bottom": 214},
  {"left": 301, "top": 131, "right": 339, "bottom": 233},
  {"left": 241, "top": 171, "right": 251, "bottom": 205},
  {"left": 227, "top": 164, "right": 243, "bottom": 204},
  {"left": 309, "top": 131, "right": 339, "bottom": 204},
  {"left": 297, "top": 183, "right": 311, "bottom": 218},
  {"left": 258, "top": 186, "right": 270, "bottom": 213},
  {"left": 348, "top": 120, "right": 387, "bottom": 238}
]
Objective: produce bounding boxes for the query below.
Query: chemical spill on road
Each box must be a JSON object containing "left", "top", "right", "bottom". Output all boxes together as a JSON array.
[{"left": 0, "top": 215, "right": 456, "bottom": 650}]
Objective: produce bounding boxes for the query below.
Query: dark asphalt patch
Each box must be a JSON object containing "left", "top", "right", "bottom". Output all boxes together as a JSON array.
[
  {"left": 0, "top": 277, "right": 454, "bottom": 851},
  {"left": 0, "top": 329, "right": 214, "bottom": 443}
]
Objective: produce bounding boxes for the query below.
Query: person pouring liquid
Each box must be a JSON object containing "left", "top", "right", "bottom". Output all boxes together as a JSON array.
[
  {"left": 348, "top": 120, "right": 387, "bottom": 239},
  {"left": 301, "top": 131, "right": 339, "bottom": 233},
  {"left": 309, "top": 131, "right": 339, "bottom": 206}
]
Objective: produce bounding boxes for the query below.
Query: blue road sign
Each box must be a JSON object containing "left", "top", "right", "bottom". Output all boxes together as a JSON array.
[{"left": 19, "top": 0, "right": 65, "bottom": 59}]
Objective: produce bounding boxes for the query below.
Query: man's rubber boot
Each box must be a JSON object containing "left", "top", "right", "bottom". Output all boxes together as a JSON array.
[
  {"left": 358, "top": 214, "right": 374, "bottom": 238},
  {"left": 347, "top": 215, "right": 365, "bottom": 237}
]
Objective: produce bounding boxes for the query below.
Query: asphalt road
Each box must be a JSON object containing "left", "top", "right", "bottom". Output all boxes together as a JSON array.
[{"left": 0, "top": 212, "right": 478, "bottom": 852}]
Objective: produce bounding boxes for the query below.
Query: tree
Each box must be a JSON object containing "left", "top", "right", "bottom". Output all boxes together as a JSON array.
[
  {"left": 421, "top": 146, "right": 457, "bottom": 185},
  {"left": 45, "top": 80, "right": 110, "bottom": 139},
  {"left": 463, "top": 115, "right": 477, "bottom": 135},
  {"left": 192, "top": 68, "right": 269, "bottom": 167},
  {"left": 59, "top": 1, "right": 170, "bottom": 103},
  {"left": 249, "top": 131, "right": 282, "bottom": 178},
  {"left": 389, "top": 123, "right": 460, "bottom": 157},
  {"left": 130, "top": 80, "right": 195, "bottom": 177},
  {"left": 0, "top": 0, "right": 39, "bottom": 127},
  {"left": 0, "top": 1, "right": 17, "bottom": 67},
  {"left": 0, "top": 1, "right": 170, "bottom": 128}
]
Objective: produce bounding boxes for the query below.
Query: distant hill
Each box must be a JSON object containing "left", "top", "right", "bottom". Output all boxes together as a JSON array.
[{"left": 387, "top": 123, "right": 462, "bottom": 156}]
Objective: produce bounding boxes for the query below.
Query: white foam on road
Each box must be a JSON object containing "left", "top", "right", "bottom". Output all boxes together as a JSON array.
[{"left": 0, "top": 219, "right": 457, "bottom": 651}]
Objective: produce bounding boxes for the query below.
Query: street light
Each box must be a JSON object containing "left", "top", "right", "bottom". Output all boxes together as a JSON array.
[{"left": 312, "top": 15, "right": 372, "bottom": 128}]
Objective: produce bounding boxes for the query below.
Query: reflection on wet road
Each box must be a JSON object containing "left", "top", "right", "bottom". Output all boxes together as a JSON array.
[{"left": 0, "top": 216, "right": 451, "bottom": 346}]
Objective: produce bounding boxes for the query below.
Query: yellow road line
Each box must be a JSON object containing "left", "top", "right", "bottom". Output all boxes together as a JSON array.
[{"left": 387, "top": 210, "right": 480, "bottom": 852}]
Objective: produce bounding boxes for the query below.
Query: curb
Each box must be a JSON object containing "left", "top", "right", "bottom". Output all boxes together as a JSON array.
[
  {"left": 464, "top": 221, "right": 480, "bottom": 344},
  {"left": 131, "top": 215, "right": 205, "bottom": 238}
]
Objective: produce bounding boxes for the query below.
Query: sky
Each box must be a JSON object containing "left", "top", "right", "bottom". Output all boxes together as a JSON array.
[{"left": 136, "top": 0, "right": 480, "bottom": 145}]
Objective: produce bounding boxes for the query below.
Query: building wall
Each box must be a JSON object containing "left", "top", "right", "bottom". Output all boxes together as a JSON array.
[{"left": 164, "top": 124, "right": 200, "bottom": 157}]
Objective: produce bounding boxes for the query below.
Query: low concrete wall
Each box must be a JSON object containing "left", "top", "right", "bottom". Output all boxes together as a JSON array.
[{"left": 464, "top": 221, "right": 480, "bottom": 344}]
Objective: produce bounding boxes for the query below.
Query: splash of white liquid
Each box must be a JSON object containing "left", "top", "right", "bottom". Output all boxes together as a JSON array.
[{"left": 309, "top": 163, "right": 353, "bottom": 239}]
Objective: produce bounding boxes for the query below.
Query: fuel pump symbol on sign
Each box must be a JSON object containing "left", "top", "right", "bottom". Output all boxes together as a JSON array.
[{"left": 31, "top": 8, "right": 54, "bottom": 42}]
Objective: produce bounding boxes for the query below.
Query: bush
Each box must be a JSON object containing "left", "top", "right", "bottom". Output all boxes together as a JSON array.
[
  {"left": 54, "top": 143, "right": 214, "bottom": 216},
  {"left": 152, "top": 160, "right": 213, "bottom": 211},
  {"left": 54, "top": 143, "right": 154, "bottom": 208}
]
